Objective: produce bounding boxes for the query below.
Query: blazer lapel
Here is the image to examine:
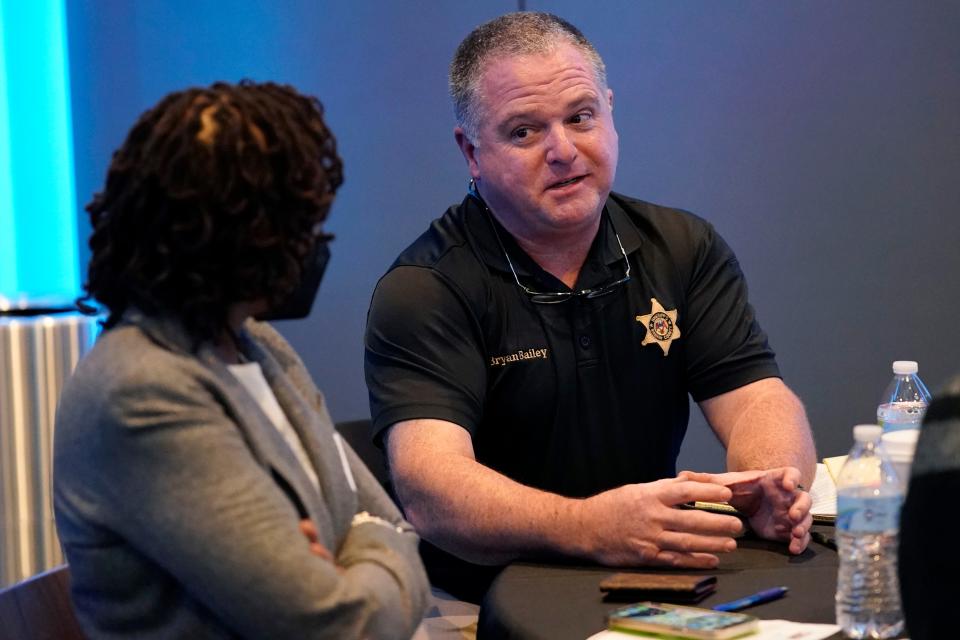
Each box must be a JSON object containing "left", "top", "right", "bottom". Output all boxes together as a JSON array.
[
  {"left": 194, "top": 344, "right": 342, "bottom": 537},
  {"left": 238, "top": 332, "right": 356, "bottom": 541},
  {"left": 127, "top": 311, "right": 347, "bottom": 545}
]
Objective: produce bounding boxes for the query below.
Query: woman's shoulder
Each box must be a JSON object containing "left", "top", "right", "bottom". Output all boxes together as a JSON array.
[
  {"left": 60, "top": 324, "right": 217, "bottom": 432},
  {"left": 82, "top": 323, "right": 205, "bottom": 386}
]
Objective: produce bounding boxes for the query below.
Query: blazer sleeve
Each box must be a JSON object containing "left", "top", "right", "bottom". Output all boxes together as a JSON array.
[
  {"left": 335, "top": 435, "right": 430, "bottom": 639},
  {"left": 77, "top": 365, "right": 425, "bottom": 640},
  {"left": 241, "top": 319, "right": 429, "bottom": 635}
]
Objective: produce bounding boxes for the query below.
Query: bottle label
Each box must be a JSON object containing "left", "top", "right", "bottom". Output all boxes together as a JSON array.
[
  {"left": 878, "top": 402, "right": 927, "bottom": 432},
  {"left": 836, "top": 495, "right": 902, "bottom": 532}
]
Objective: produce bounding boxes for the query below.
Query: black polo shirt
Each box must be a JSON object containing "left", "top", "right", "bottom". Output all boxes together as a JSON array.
[{"left": 364, "top": 191, "right": 779, "bottom": 499}]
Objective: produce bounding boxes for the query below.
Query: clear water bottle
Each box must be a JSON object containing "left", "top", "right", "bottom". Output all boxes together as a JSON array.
[
  {"left": 835, "top": 424, "right": 904, "bottom": 639},
  {"left": 877, "top": 360, "right": 931, "bottom": 432}
]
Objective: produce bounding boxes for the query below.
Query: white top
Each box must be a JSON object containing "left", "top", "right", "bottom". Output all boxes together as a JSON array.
[
  {"left": 228, "top": 362, "right": 320, "bottom": 491},
  {"left": 892, "top": 360, "right": 918, "bottom": 375}
]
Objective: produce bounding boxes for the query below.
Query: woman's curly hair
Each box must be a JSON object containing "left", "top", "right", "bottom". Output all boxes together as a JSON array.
[{"left": 80, "top": 80, "right": 343, "bottom": 341}]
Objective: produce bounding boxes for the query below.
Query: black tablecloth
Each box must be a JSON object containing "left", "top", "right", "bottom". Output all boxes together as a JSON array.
[{"left": 478, "top": 532, "right": 847, "bottom": 640}]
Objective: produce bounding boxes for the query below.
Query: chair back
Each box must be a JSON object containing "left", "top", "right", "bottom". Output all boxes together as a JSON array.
[
  {"left": 0, "top": 564, "right": 85, "bottom": 640},
  {"left": 335, "top": 419, "right": 390, "bottom": 487}
]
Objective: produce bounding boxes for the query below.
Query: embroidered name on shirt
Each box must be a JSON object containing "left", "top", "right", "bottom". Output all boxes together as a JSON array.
[{"left": 489, "top": 348, "right": 549, "bottom": 367}]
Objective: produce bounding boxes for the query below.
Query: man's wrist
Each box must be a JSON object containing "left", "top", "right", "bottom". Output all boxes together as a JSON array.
[{"left": 555, "top": 496, "right": 595, "bottom": 560}]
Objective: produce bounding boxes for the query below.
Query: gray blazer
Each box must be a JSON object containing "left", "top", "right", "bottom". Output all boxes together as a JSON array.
[{"left": 53, "top": 311, "right": 428, "bottom": 639}]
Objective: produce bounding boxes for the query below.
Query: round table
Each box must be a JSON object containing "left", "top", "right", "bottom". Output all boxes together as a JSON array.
[{"left": 478, "top": 533, "right": 848, "bottom": 639}]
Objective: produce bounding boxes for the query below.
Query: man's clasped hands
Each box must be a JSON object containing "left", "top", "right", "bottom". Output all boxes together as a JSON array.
[{"left": 575, "top": 467, "right": 812, "bottom": 569}]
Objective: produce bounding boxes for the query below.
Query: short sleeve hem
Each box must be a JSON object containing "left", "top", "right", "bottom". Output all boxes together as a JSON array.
[
  {"left": 371, "top": 405, "right": 480, "bottom": 447},
  {"left": 690, "top": 362, "right": 782, "bottom": 403}
]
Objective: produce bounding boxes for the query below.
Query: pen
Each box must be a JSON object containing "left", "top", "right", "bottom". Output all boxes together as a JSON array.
[{"left": 712, "top": 586, "right": 789, "bottom": 612}]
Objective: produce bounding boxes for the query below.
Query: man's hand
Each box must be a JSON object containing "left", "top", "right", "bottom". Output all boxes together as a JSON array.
[
  {"left": 678, "top": 468, "right": 812, "bottom": 554},
  {"left": 576, "top": 477, "right": 745, "bottom": 569}
]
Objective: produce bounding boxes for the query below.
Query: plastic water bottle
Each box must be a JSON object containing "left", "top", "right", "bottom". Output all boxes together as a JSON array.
[
  {"left": 835, "top": 424, "right": 904, "bottom": 639},
  {"left": 877, "top": 360, "right": 931, "bottom": 432}
]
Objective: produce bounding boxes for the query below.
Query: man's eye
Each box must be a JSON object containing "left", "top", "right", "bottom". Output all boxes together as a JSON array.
[
  {"left": 511, "top": 127, "right": 530, "bottom": 140},
  {"left": 570, "top": 112, "right": 592, "bottom": 125}
]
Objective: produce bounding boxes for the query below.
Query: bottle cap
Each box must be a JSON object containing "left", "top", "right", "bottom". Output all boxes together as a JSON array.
[
  {"left": 853, "top": 424, "right": 883, "bottom": 442},
  {"left": 892, "top": 360, "right": 918, "bottom": 375},
  {"left": 881, "top": 429, "right": 919, "bottom": 459}
]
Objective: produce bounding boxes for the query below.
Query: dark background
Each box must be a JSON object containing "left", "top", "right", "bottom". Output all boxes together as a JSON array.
[{"left": 66, "top": 1, "right": 960, "bottom": 470}]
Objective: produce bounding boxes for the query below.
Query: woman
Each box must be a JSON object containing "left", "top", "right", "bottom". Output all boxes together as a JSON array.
[{"left": 53, "top": 81, "right": 428, "bottom": 639}]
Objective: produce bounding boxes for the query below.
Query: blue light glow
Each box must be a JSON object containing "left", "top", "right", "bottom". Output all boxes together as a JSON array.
[
  {"left": 0, "top": 0, "right": 78, "bottom": 306},
  {"left": 0, "top": 10, "right": 14, "bottom": 298}
]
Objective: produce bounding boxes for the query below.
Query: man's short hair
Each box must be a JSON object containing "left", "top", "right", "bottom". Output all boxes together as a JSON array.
[{"left": 449, "top": 12, "right": 607, "bottom": 142}]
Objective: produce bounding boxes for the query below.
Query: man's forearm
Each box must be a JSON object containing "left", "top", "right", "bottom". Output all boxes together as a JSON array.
[
  {"left": 387, "top": 418, "right": 748, "bottom": 569},
  {"left": 723, "top": 382, "right": 816, "bottom": 486},
  {"left": 393, "top": 448, "right": 587, "bottom": 565}
]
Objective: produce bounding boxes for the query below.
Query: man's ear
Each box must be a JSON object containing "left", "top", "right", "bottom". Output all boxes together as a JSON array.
[
  {"left": 454, "top": 126, "right": 481, "bottom": 179},
  {"left": 607, "top": 88, "right": 614, "bottom": 112}
]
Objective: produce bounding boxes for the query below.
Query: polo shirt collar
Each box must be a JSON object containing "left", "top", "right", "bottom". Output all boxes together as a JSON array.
[
  {"left": 605, "top": 193, "right": 643, "bottom": 258},
  {"left": 462, "top": 191, "right": 643, "bottom": 283}
]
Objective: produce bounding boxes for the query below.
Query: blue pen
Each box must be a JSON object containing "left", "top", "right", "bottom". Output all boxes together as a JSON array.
[{"left": 712, "top": 586, "right": 789, "bottom": 612}]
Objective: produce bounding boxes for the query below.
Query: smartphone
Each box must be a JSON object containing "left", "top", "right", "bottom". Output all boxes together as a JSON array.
[
  {"left": 598, "top": 572, "right": 716, "bottom": 603},
  {"left": 606, "top": 602, "right": 759, "bottom": 640}
]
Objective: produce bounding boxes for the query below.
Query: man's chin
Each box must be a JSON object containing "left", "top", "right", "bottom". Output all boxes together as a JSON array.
[{"left": 542, "top": 193, "right": 606, "bottom": 225}]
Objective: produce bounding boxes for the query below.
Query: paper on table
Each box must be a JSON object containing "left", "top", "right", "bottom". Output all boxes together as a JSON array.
[
  {"left": 810, "top": 462, "right": 837, "bottom": 520},
  {"left": 588, "top": 618, "right": 841, "bottom": 640},
  {"left": 822, "top": 455, "right": 847, "bottom": 485}
]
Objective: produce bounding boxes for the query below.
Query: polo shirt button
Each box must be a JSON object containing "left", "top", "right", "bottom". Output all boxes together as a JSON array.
[{"left": 579, "top": 335, "right": 592, "bottom": 349}]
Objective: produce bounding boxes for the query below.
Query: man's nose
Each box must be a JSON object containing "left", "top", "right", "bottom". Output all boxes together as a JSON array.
[{"left": 544, "top": 125, "right": 577, "bottom": 165}]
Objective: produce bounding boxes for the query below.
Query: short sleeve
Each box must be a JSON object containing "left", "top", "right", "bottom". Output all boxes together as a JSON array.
[
  {"left": 364, "top": 265, "right": 488, "bottom": 442},
  {"left": 682, "top": 224, "right": 780, "bottom": 401}
]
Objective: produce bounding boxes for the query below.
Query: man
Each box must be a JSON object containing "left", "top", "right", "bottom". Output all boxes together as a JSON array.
[{"left": 365, "top": 12, "right": 815, "bottom": 596}]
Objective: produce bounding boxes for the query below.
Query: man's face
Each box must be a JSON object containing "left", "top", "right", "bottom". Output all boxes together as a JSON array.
[{"left": 456, "top": 42, "right": 619, "bottom": 243}]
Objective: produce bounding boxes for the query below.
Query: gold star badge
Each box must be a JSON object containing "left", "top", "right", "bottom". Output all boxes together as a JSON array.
[{"left": 636, "top": 297, "right": 681, "bottom": 356}]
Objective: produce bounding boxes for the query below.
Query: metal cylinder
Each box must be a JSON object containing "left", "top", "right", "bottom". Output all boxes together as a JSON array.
[{"left": 0, "top": 312, "right": 99, "bottom": 588}]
